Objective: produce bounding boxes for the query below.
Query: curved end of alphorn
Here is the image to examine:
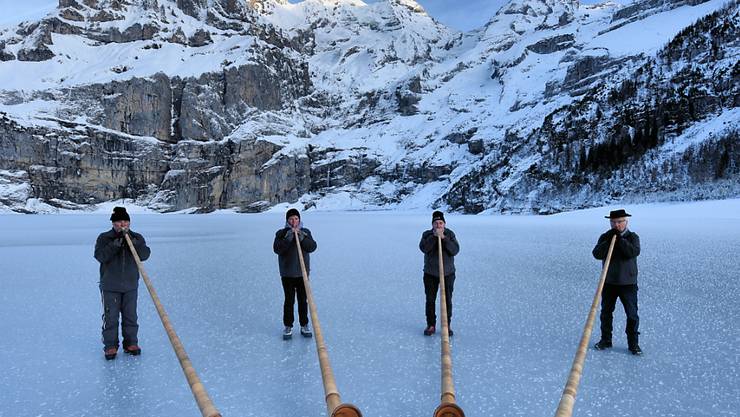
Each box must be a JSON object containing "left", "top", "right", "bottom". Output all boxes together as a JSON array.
[
  {"left": 433, "top": 402, "right": 465, "bottom": 417},
  {"left": 331, "top": 403, "right": 363, "bottom": 417}
]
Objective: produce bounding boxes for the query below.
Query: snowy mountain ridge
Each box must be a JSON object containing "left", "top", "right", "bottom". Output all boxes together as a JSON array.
[{"left": 0, "top": 0, "right": 737, "bottom": 213}]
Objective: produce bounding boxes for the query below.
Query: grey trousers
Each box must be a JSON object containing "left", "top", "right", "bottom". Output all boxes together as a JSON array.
[{"left": 101, "top": 289, "right": 139, "bottom": 349}]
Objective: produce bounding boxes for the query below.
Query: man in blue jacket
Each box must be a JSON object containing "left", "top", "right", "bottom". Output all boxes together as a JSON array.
[
  {"left": 94, "top": 207, "right": 151, "bottom": 360},
  {"left": 273, "top": 208, "right": 317, "bottom": 340},
  {"left": 592, "top": 209, "right": 642, "bottom": 355},
  {"left": 419, "top": 211, "right": 460, "bottom": 336}
]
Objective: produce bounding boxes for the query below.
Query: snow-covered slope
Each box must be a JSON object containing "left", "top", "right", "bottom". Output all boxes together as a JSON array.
[{"left": 0, "top": 0, "right": 737, "bottom": 213}]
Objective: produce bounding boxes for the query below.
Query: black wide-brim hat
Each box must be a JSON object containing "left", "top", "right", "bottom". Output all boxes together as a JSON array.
[{"left": 605, "top": 209, "right": 632, "bottom": 219}]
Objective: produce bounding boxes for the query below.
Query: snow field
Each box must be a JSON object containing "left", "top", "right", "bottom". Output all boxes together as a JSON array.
[{"left": 0, "top": 199, "right": 738, "bottom": 416}]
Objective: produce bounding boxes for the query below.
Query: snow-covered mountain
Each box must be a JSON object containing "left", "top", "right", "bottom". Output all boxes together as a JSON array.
[{"left": 0, "top": 0, "right": 737, "bottom": 213}]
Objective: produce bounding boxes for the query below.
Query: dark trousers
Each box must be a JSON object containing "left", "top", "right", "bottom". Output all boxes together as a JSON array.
[
  {"left": 600, "top": 283, "right": 639, "bottom": 342},
  {"left": 423, "top": 273, "right": 455, "bottom": 327},
  {"left": 281, "top": 277, "right": 308, "bottom": 327},
  {"left": 101, "top": 289, "right": 139, "bottom": 350}
]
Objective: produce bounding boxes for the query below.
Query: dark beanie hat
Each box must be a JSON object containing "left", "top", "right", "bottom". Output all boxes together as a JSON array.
[
  {"left": 286, "top": 208, "right": 301, "bottom": 220},
  {"left": 110, "top": 206, "right": 130, "bottom": 222},
  {"left": 432, "top": 210, "right": 445, "bottom": 223}
]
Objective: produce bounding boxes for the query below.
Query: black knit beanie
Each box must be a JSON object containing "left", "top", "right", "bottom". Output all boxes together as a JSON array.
[
  {"left": 432, "top": 210, "right": 445, "bottom": 223},
  {"left": 110, "top": 206, "right": 130, "bottom": 222},
  {"left": 286, "top": 208, "right": 301, "bottom": 221}
]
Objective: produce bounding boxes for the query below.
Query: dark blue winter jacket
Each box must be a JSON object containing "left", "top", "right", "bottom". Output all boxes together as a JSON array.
[
  {"left": 95, "top": 228, "right": 151, "bottom": 292},
  {"left": 592, "top": 229, "right": 640, "bottom": 285},
  {"left": 273, "top": 225, "right": 317, "bottom": 278},
  {"left": 420, "top": 228, "right": 460, "bottom": 277}
]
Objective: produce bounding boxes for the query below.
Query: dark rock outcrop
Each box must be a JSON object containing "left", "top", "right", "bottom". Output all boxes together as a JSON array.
[{"left": 526, "top": 34, "right": 575, "bottom": 54}]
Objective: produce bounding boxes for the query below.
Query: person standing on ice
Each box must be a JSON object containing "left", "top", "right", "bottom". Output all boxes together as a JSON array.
[
  {"left": 419, "top": 210, "right": 460, "bottom": 336},
  {"left": 94, "top": 206, "right": 151, "bottom": 360},
  {"left": 592, "top": 209, "right": 643, "bottom": 355},
  {"left": 273, "top": 208, "right": 317, "bottom": 340}
]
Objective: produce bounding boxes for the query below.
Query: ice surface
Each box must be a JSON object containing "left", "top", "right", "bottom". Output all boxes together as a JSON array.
[{"left": 1, "top": 199, "right": 738, "bottom": 416}]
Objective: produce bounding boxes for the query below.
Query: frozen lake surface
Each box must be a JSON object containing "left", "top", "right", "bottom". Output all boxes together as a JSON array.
[{"left": 1, "top": 200, "right": 739, "bottom": 417}]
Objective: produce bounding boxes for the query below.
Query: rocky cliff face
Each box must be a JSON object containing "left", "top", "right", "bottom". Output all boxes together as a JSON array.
[
  {"left": 0, "top": 0, "right": 737, "bottom": 213},
  {"left": 445, "top": 1, "right": 740, "bottom": 213}
]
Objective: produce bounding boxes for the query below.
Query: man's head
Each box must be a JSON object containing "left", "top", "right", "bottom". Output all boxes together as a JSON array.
[
  {"left": 432, "top": 210, "right": 445, "bottom": 230},
  {"left": 110, "top": 206, "right": 130, "bottom": 232},
  {"left": 606, "top": 209, "right": 631, "bottom": 233},
  {"left": 286, "top": 208, "right": 301, "bottom": 228}
]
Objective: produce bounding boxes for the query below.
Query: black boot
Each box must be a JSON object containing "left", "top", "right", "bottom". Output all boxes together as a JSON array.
[
  {"left": 594, "top": 339, "right": 612, "bottom": 350},
  {"left": 628, "top": 333, "right": 642, "bottom": 355}
]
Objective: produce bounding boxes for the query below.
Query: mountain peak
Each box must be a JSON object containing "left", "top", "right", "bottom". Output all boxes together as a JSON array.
[
  {"left": 387, "top": 0, "right": 427, "bottom": 14},
  {"left": 496, "top": 0, "right": 579, "bottom": 18}
]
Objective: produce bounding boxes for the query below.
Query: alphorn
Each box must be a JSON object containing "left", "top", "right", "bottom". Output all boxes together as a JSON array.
[
  {"left": 434, "top": 234, "right": 465, "bottom": 417},
  {"left": 293, "top": 230, "right": 363, "bottom": 417},
  {"left": 553, "top": 234, "right": 618, "bottom": 417},
  {"left": 123, "top": 232, "right": 222, "bottom": 417}
]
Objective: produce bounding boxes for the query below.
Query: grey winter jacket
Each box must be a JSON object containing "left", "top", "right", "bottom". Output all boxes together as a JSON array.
[
  {"left": 273, "top": 227, "right": 317, "bottom": 278},
  {"left": 419, "top": 228, "right": 460, "bottom": 277},
  {"left": 94, "top": 228, "right": 151, "bottom": 292},
  {"left": 592, "top": 229, "right": 640, "bottom": 285}
]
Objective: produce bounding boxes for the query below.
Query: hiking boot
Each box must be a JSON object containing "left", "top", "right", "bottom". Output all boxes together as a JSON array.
[
  {"left": 124, "top": 345, "right": 141, "bottom": 356},
  {"left": 300, "top": 326, "right": 313, "bottom": 338},
  {"left": 594, "top": 339, "right": 612, "bottom": 350},
  {"left": 283, "top": 326, "right": 293, "bottom": 340},
  {"left": 627, "top": 333, "right": 641, "bottom": 355},
  {"left": 423, "top": 325, "right": 436, "bottom": 336},
  {"left": 104, "top": 347, "right": 118, "bottom": 360}
]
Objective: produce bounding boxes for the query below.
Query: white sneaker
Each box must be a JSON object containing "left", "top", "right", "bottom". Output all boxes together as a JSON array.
[
  {"left": 300, "top": 326, "right": 313, "bottom": 338},
  {"left": 283, "top": 326, "right": 293, "bottom": 340}
]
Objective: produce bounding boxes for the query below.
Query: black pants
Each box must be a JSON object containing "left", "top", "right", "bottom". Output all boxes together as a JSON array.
[
  {"left": 281, "top": 277, "right": 308, "bottom": 327},
  {"left": 101, "top": 289, "right": 139, "bottom": 350},
  {"left": 600, "top": 283, "right": 639, "bottom": 341},
  {"left": 423, "top": 273, "right": 455, "bottom": 327}
]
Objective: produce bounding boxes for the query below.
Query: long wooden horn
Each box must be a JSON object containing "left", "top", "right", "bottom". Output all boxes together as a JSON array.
[
  {"left": 123, "top": 232, "right": 221, "bottom": 417},
  {"left": 294, "top": 230, "right": 363, "bottom": 417},
  {"left": 553, "top": 234, "right": 618, "bottom": 417},
  {"left": 433, "top": 234, "right": 465, "bottom": 417}
]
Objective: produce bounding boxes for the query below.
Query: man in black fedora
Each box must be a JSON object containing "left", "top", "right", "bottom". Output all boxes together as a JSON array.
[
  {"left": 94, "top": 206, "right": 151, "bottom": 360},
  {"left": 592, "top": 209, "right": 642, "bottom": 355}
]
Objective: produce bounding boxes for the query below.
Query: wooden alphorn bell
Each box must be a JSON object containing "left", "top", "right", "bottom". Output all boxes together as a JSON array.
[
  {"left": 553, "top": 234, "right": 618, "bottom": 417},
  {"left": 433, "top": 234, "right": 465, "bottom": 417},
  {"left": 123, "top": 232, "right": 221, "bottom": 417},
  {"left": 293, "top": 229, "right": 363, "bottom": 417}
]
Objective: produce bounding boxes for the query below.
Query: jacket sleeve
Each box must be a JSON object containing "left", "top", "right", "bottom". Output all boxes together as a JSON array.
[
  {"left": 273, "top": 229, "right": 292, "bottom": 255},
  {"left": 419, "top": 231, "right": 435, "bottom": 254},
  {"left": 301, "top": 229, "right": 317, "bottom": 253},
  {"left": 131, "top": 232, "right": 151, "bottom": 261},
  {"left": 592, "top": 232, "right": 611, "bottom": 260},
  {"left": 443, "top": 230, "right": 460, "bottom": 256},
  {"left": 94, "top": 234, "right": 119, "bottom": 264},
  {"left": 616, "top": 233, "right": 640, "bottom": 258}
]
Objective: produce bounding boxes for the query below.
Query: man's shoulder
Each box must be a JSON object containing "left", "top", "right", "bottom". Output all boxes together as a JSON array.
[
  {"left": 97, "top": 229, "right": 115, "bottom": 239},
  {"left": 625, "top": 230, "right": 639, "bottom": 239},
  {"left": 275, "top": 227, "right": 290, "bottom": 237},
  {"left": 421, "top": 229, "right": 433, "bottom": 237}
]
